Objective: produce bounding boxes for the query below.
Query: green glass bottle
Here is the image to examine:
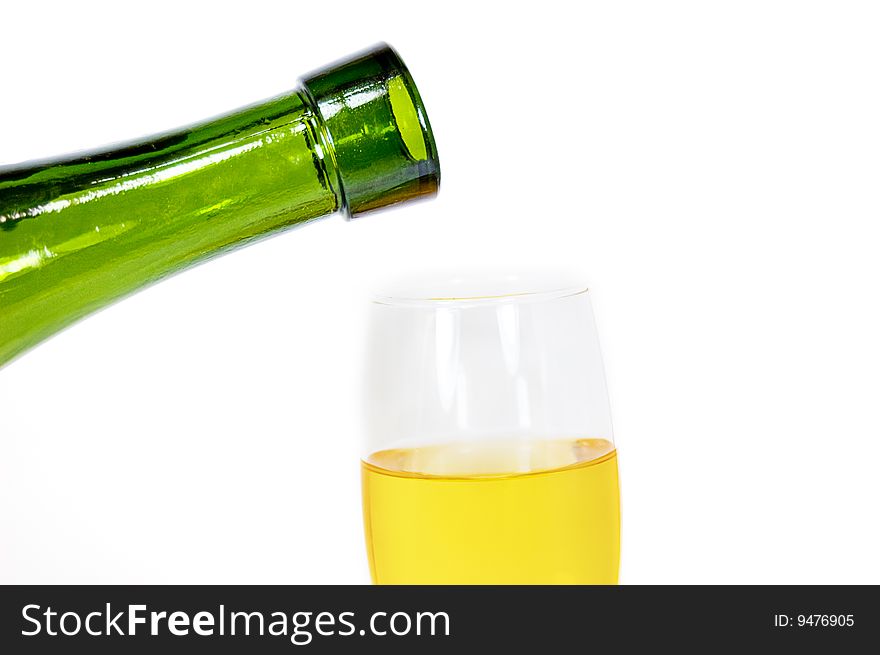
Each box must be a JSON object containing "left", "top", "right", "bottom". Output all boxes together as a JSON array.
[{"left": 0, "top": 44, "right": 439, "bottom": 367}]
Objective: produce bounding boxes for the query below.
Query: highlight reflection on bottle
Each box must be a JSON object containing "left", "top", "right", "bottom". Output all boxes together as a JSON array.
[{"left": 363, "top": 278, "right": 620, "bottom": 584}]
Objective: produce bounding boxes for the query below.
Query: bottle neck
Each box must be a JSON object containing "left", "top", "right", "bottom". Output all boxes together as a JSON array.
[
  {"left": 0, "top": 90, "right": 342, "bottom": 366},
  {"left": 1, "top": 87, "right": 344, "bottom": 229}
]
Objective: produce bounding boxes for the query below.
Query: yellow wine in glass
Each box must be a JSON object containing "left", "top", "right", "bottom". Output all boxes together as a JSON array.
[{"left": 363, "top": 438, "right": 619, "bottom": 584}]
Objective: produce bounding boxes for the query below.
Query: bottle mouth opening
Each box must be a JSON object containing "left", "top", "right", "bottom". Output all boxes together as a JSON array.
[{"left": 385, "top": 46, "right": 440, "bottom": 186}]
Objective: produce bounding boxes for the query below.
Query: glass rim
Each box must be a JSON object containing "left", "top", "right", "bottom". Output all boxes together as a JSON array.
[{"left": 371, "top": 277, "right": 590, "bottom": 308}]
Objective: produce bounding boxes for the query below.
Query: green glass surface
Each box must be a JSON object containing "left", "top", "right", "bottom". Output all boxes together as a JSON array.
[{"left": 0, "top": 44, "right": 439, "bottom": 367}]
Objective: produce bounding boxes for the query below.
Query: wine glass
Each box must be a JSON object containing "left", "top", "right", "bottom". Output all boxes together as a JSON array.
[{"left": 362, "top": 275, "right": 619, "bottom": 584}]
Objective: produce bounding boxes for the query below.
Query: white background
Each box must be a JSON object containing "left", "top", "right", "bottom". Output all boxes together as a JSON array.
[{"left": 2, "top": 0, "right": 879, "bottom": 584}]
